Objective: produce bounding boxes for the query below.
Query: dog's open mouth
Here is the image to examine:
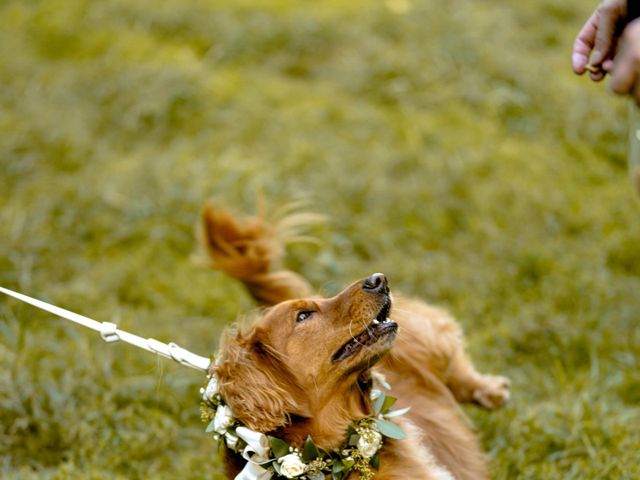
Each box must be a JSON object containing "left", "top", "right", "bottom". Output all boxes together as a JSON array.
[{"left": 332, "top": 298, "right": 397, "bottom": 363}]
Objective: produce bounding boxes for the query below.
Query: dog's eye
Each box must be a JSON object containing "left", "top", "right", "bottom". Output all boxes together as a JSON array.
[{"left": 296, "top": 311, "right": 314, "bottom": 323}]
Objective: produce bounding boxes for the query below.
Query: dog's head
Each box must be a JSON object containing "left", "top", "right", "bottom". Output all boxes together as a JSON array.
[{"left": 213, "top": 273, "right": 397, "bottom": 433}]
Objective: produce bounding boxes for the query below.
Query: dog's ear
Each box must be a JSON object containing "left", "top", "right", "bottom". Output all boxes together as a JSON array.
[{"left": 213, "top": 327, "right": 309, "bottom": 432}]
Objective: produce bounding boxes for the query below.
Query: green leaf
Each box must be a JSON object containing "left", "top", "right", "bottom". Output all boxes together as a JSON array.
[
  {"left": 332, "top": 471, "right": 344, "bottom": 480},
  {"left": 374, "top": 419, "right": 406, "bottom": 440},
  {"left": 370, "top": 452, "right": 380, "bottom": 470},
  {"left": 205, "top": 420, "right": 216, "bottom": 433},
  {"left": 272, "top": 460, "right": 282, "bottom": 475},
  {"left": 302, "top": 435, "right": 320, "bottom": 462},
  {"left": 380, "top": 395, "right": 397, "bottom": 413},
  {"left": 373, "top": 392, "right": 386, "bottom": 414},
  {"left": 332, "top": 460, "right": 344, "bottom": 473},
  {"left": 348, "top": 434, "right": 360, "bottom": 446},
  {"left": 308, "top": 473, "right": 324, "bottom": 480},
  {"left": 270, "top": 437, "right": 290, "bottom": 458},
  {"left": 342, "top": 457, "right": 355, "bottom": 469}
]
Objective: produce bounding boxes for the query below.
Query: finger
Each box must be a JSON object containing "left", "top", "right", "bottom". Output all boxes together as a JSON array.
[
  {"left": 573, "top": 12, "right": 600, "bottom": 74},
  {"left": 603, "top": 59, "right": 615, "bottom": 72},
  {"left": 592, "top": 1, "right": 625, "bottom": 66},
  {"left": 610, "top": 46, "right": 637, "bottom": 94},
  {"left": 590, "top": 69, "right": 607, "bottom": 82},
  {"left": 585, "top": 62, "right": 607, "bottom": 81}
]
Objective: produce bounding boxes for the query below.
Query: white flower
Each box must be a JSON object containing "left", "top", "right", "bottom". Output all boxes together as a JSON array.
[
  {"left": 213, "top": 404, "right": 234, "bottom": 434},
  {"left": 370, "top": 388, "right": 382, "bottom": 400},
  {"left": 357, "top": 429, "right": 383, "bottom": 459},
  {"left": 202, "top": 377, "right": 218, "bottom": 401},
  {"left": 278, "top": 453, "right": 307, "bottom": 478},
  {"left": 225, "top": 432, "right": 238, "bottom": 450}
]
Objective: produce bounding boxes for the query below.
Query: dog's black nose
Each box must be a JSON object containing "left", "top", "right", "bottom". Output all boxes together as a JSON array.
[{"left": 363, "top": 273, "right": 388, "bottom": 294}]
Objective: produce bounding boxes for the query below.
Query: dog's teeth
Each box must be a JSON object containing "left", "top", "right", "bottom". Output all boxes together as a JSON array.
[{"left": 373, "top": 319, "right": 380, "bottom": 324}]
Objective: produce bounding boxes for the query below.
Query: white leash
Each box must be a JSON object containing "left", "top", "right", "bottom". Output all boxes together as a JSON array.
[{"left": 0, "top": 286, "right": 211, "bottom": 372}]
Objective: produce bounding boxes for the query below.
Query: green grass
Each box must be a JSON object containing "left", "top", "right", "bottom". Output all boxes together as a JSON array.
[{"left": 1, "top": 0, "right": 639, "bottom": 478}]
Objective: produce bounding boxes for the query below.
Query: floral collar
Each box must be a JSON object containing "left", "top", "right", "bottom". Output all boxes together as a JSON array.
[{"left": 200, "top": 373, "right": 410, "bottom": 480}]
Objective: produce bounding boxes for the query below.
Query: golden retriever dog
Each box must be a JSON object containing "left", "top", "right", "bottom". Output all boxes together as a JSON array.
[{"left": 198, "top": 204, "right": 510, "bottom": 480}]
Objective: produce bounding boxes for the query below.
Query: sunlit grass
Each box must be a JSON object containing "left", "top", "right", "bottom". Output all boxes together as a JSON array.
[{"left": 1, "top": 0, "right": 639, "bottom": 478}]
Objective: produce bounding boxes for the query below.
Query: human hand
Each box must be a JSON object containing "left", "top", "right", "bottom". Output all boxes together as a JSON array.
[
  {"left": 609, "top": 19, "right": 640, "bottom": 103},
  {"left": 572, "top": 0, "right": 626, "bottom": 81}
]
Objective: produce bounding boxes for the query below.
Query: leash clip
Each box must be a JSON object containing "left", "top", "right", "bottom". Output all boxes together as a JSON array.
[{"left": 100, "top": 322, "right": 120, "bottom": 343}]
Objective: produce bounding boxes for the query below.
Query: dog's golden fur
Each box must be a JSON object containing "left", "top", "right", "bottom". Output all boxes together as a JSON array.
[{"left": 199, "top": 203, "right": 510, "bottom": 480}]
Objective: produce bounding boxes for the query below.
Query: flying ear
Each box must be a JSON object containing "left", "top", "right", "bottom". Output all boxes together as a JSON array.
[{"left": 213, "top": 327, "right": 309, "bottom": 432}]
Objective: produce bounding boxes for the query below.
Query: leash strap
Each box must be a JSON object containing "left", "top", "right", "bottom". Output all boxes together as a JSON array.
[{"left": 0, "top": 286, "right": 211, "bottom": 372}]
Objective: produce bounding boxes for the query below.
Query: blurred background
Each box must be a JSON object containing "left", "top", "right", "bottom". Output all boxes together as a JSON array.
[{"left": 1, "top": 0, "right": 639, "bottom": 478}]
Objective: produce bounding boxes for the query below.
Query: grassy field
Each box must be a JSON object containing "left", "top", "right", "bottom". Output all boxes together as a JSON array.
[{"left": 1, "top": 0, "right": 639, "bottom": 478}]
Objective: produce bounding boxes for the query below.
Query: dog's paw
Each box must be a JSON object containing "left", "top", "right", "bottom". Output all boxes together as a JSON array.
[{"left": 472, "top": 374, "right": 510, "bottom": 409}]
